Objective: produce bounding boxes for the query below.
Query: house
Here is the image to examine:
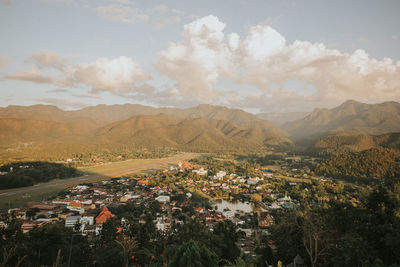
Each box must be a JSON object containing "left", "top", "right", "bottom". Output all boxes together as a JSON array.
[
  {"left": 65, "top": 216, "right": 81, "bottom": 227},
  {"left": 247, "top": 177, "right": 260, "bottom": 185},
  {"left": 81, "top": 216, "right": 94, "bottom": 225},
  {"left": 215, "top": 171, "right": 227, "bottom": 180},
  {"left": 52, "top": 199, "right": 74, "bottom": 205},
  {"left": 21, "top": 221, "right": 46, "bottom": 233},
  {"left": 192, "top": 168, "right": 208, "bottom": 176},
  {"left": 222, "top": 210, "right": 235, "bottom": 219},
  {"left": 258, "top": 212, "right": 274, "bottom": 228},
  {"left": 195, "top": 207, "right": 204, "bottom": 213},
  {"left": 155, "top": 196, "right": 170, "bottom": 203},
  {"left": 67, "top": 202, "right": 84, "bottom": 213},
  {"left": 137, "top": 180, "right": 150, "bottom": 186},
  {"left": 95, "top": 206, "right": 114, "bottom": 225}
]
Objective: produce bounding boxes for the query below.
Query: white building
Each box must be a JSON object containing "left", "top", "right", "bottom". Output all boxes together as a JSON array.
[
  {"left": 216, "top": 171, "right": 227, "bottom": 179},
  {"left": 192, "top": 168, "right": 208, "bottom": 176},
  {"left": 65, "top": 216, "right": 81, "bottom": 227},
  {"left": 155, "top": 195, "right": 170, "bottom": 203},
  {"left": 81, "top": 216, "right": 94, "bottom": 225}
]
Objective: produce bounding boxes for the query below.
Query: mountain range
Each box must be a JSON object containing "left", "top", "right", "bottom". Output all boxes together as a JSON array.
[
  {"left": 0, "top": 104, "right": 291, "bottom": 154},
  {"left": 0, "top": 100, "right": 399, "bottom": 160},
  {"left": 282, "top": 100, "right": 400, "bottom": 144}
]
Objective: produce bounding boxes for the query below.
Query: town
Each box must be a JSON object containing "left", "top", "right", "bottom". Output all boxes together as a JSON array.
[{"left": 1, "top": 154, "right": 373, "bottom": 266}]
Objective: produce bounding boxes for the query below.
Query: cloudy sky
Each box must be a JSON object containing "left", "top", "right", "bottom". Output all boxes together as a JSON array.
[{"left": 0, "top": 0, "right": 399, "bottom": 113}]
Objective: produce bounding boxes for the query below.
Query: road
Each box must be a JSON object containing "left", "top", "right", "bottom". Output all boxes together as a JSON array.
[{"left": 0, "top": 154, "right": 198, "bottom": 198}]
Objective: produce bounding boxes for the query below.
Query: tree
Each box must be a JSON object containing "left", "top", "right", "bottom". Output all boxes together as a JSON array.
[
  {"left": 168, "top": 240, "right": 218, "bottom": 267},
  {"left": 115, "top": 235, "right": 139, "bottom": 267},
  {"left": 251, "top": 193, "right": 262, "bottom": 202},
  {"left": 299, "top": 210, "right": 334, "bottom": 267},
  {"left": 212, "top": 221, "right": 240, "bottom": 263}
]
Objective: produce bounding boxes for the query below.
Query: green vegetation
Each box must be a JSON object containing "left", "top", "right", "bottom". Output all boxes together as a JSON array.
[
  {"left": 269, "top": 184, "right": 400, "bottom": 266},
  {"left": 315, "top": 148, "right": 400, "bottom": 181},
  {"left": 0, "top": 162, "right": 80, "bottom": 189},
  {"left": 168, "top": 240, "right": 218, "bottom": 267},
  {"left": 309, "top": 132, "right": 400, "bottom": 156}
]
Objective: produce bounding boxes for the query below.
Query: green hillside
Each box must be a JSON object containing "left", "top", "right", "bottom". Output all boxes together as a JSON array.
[
  {"left": 309, "top": 132, "right": 400, "bottom": 155},
  {"left": 315, "top": 147, "right": 400, "bottom": 180}
]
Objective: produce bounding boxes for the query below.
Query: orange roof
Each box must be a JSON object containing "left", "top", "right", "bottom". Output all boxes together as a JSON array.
[
  {"left": 137, "top": 180, "right": 150, "bottom": 185},
  {"left": 68, "top": 202, "right": 82, "bottom": 208},
  {"left": 96, "top": 206, "right": 114, "bottom": 225}
]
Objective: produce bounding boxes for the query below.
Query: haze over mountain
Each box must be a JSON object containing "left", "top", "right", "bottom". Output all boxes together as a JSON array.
[
  {"left": 282, "top": 100, "right": 400, "bottom": 143},
  {"left": 256, "top": 112, "right": 309, "bottom": 127},
  {"left": 0, "top": 104, "right": 291, "bottom": 154}
]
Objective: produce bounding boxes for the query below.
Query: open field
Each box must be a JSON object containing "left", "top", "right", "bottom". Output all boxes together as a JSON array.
[{"left": 0, "top": 152, "right": 200, "bottom": 210}]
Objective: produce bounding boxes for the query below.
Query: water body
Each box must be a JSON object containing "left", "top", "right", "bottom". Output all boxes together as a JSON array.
[{"left": 214, "top": 199, "right": 257, "bottom": 213}]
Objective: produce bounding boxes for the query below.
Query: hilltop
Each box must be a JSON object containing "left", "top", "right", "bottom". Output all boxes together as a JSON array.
[{"left": 282, "top": 100, "right": 400, "bottom": 143}]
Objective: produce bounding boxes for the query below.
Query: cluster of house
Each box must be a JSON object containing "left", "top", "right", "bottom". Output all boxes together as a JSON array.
[{"left": 1, "top": 161, "right": 297, "bottom": 248}]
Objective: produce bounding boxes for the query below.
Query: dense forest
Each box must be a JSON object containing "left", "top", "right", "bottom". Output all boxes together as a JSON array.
[
  {"left": 0, "top": 162, "right": 81, "bottom": 189},
  {"left": 315, "top": 148, "right": 400, "bottom": 181}
]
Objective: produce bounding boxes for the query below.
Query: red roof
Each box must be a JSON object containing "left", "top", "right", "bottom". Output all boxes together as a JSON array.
[
  {"left": 137, "top": 180, "right": 150, "bottom": 186},
  {"left": 96, "top": 206, "right": 114, "bottom": 225}
]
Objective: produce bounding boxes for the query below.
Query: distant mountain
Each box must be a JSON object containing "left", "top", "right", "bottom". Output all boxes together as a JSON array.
[
  {"left": 282, "top": 100, "right": 400, "bottom": 143},
  {"left": 0, "top": 103, "right": 286, "bottom": 139},
  {"left": 308, "top": 132, "right": 400, "bottom": 155},
  {"left": 256, "top": 112, "right": 308, "bottom": 127},
  {"left": 0, "top": 117, "right": 98, "bottom": 145},
  {"left": 73, "top": 103, "right": 287, "bottom": 139},
  {"left": 95, "top": 113, "right": 285, "bottom": 151},
  {"left": 0, "top": 104, "right": 292, "bottom": 158}
]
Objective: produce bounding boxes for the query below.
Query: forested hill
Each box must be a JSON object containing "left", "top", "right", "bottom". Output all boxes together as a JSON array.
[
  {"left": 282, "top": 100, "right": 400, "bottom": 142},
  {"left": 308, "top": 132, "right": 400, "bottom": 155},
  {"left": 315, "top": 148, "right": 400, "bottom": 180}
]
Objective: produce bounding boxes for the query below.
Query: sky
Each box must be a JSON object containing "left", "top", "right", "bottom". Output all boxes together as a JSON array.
[{"left": 0, "top": 0, "right": 399, "bottom": 113}]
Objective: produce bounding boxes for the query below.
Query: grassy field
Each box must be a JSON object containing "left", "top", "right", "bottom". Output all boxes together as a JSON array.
[{"left": 0, "top": 152, "right": 200, "bottom": 211}]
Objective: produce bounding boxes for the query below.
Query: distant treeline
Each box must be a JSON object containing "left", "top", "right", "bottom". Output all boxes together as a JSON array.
[
  {"left": 0, "top": 162, "right": 81, "bottom": 189},
  {"left": 315, "top": 148, "right": 400, "bottom": 181}
]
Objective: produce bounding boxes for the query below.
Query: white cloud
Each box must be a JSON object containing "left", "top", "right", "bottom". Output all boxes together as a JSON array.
[
  {"left": 241, "top": 25, "right": 286, "bottom": 59},
  {"left": 155, "top": 15, "right": 400, "bottom": 111},
  {"left": 0, "top": 56, "right": 12, "bottom": 68},
  {"left": 65, "top": 56, "right": 153, "bottom": 95},
  {"left": 29, "top": 50, "right": 67, "bottom": 70},
  {"left": 96, "top": 5, "right": 148, "bottom": 23},
  {"left": 155, "top": 15, "right": 234, "bottom": 103},
  {"left": 148, "top": 16, "right": 181, "bottom": 28},
  {"left": 5, "top": 66, "right": 56, "bottom": 84},
  {"left": 5, "top": 52, "right": 154, "bottom": 98},
  {"left": 148, "top": 4, "right": 168, "bottom": 14},
  {"left": 97, "top": 3, "right": 181, "bottom": 28},
  {"left": 4, "top": 15, "right": 400, "bottom": 112}
]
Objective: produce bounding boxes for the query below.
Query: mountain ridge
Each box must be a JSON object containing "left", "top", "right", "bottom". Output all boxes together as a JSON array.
[{"left": 282, "top": 100, "right": 400, "bottom": 143}]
